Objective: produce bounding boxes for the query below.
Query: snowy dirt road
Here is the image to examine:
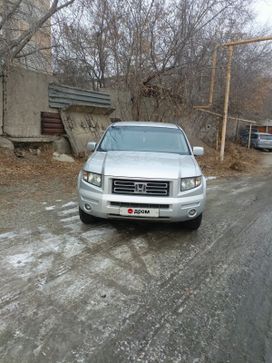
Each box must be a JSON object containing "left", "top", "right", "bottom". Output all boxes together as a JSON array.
[{"left": 0, "top": 170, "right": 272, "bottom": 363}]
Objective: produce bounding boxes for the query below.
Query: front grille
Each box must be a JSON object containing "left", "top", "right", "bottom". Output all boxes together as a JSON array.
[
  {"left": 110, "top": 202, "right": 170, "bottom": 209},
  {"left": 112, "top": 179, "right": 169, "bottom": 196}
]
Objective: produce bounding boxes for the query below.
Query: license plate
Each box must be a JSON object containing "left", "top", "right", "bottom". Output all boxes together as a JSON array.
[{"left": 120, "top": 207, "right": 159, "bottom": 218}]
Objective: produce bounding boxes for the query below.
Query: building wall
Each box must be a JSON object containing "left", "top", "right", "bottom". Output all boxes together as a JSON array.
[{"left": 4, "top": 67, "right": 56, "bottom": 137}]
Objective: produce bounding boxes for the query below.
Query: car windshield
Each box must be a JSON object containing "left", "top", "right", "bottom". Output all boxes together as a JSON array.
[
  {"left": 260, "top": 135, "right": 272, "bottom": 140},
  {"left": 98, "top": 126, "right": 191, "bottom": 154}
]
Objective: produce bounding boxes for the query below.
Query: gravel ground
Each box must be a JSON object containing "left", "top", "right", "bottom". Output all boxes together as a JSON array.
[{"left": 0, "top": 152, "right": 271, "bottom": 363}]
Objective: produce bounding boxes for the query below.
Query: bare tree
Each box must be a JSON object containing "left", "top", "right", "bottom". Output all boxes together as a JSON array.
[
  {"left": 53, "top": 0, "right": 272, "bottom": 121},
  {"left": 0, "top": 0, "right": 75, "bottom": 70}
]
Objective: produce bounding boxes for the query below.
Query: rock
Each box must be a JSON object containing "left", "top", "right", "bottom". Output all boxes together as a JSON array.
[
  {"left": 29, "top": 147, "right": 41, "bottom": 156},
  {"left": 0, "top": 136, "right": 14, "bottom": 150},
  {"left": 53, "top": 152, "right": 74, "bottom": 163},
  {"left": 52, "top": 137, "right": 71, "bottom": 155},
  {"left": 14, "top": 149, "right": 25, "bottom": 158}
]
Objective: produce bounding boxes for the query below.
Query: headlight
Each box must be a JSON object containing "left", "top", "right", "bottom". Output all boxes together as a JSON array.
[
  {"left": 83, "top": 171, "right": 102, "bottom": 187},
  {"left": 181, "top": 176, "right": 202, "bottom": 191}
]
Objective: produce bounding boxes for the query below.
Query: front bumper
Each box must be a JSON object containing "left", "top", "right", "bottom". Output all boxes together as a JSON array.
[
  {"left": 78, "top": 177, "right": 206, "bottom": 222},
  {"left": 255, "top": 143, "right": 272, "bottom": 149}
]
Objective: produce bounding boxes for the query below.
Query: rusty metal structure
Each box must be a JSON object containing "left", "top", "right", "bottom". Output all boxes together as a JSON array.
[{"left": 41, "top": 112, "right": 65, "bottom": 136}]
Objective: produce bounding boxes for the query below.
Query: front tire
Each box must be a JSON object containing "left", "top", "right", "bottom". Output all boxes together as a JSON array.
[
  {"left": 184, "top": 213, "right": 202, "bottom": 230},
  {"left": 79, "top": 207, "right": 96, "bottom": 224}
]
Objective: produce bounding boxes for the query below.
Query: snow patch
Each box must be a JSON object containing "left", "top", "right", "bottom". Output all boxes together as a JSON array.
[
  {"left": 60, "top": 215, "right": 79, "bottom": 223},
  {"left": 90, "top": 255, "right": 113, "bottom": 273},
  {"left": 6, "top": 252, "right": 34, "bottom": 267},
  {"left": 58, "top": 207, "right": 78, "bottom": 216},
  {"left": 0, "top": 231, "right": 17, "bottom": 240},
  {"left": 45, "top": 205, "right": 55, "bottom": 211},
  {"left": 81, "top": 226, "right": 116, "bottom": 244},
  {"left": 63, "top": 236, "right": 85, "bottom": 258},
  {"left": 62, "top": 201, "right": 77, "bottom": 208}
]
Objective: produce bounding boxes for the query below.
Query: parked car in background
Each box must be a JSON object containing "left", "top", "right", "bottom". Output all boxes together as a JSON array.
[
  {"left": 240, "top": 131, "right": 272, "bottom": 151},
  {"left": 77, "top": 122, "right": 206, "bottom": 230}
]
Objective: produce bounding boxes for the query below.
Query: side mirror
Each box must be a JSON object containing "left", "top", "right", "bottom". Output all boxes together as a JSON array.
[
  {"left": 193, "top": 146, "right": 204, "bottom": 156},
  {"left": 87, "top": 141, "right": 96, "bottom": 152}
]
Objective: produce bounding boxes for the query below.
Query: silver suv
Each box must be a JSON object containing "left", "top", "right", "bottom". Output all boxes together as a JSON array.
[
  {"left": 241, "top": 131, "right": 272, "bottom": 151},
  {"left": 78, "top": 122, "right": 206, "bottom": 230}
]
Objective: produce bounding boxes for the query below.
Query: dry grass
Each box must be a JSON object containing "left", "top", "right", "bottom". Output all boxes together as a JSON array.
[
  {"left": 198, "top": 142, "right": 259, "bottom": 177},
  {"left": 0, "top": 145, "right": 82, "bottom": 190},
  {"left": 0, "top": 142, "right": 260, "bottom": 189}
]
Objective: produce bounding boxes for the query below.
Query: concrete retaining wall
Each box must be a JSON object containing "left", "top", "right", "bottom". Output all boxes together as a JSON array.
[
  {"left": 1, "top": 68, "right": 237, "bottom": 145},
  {"left": 104, "top": 88, "right": 181, "bottom": 123},
  {"left": 4, "top": 67, "right": 56, "bottom": 137}
]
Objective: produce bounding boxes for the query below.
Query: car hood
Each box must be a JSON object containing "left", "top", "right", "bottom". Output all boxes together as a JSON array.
[{"left": 85, "top": 151, "right": 201, "bottom": 179}]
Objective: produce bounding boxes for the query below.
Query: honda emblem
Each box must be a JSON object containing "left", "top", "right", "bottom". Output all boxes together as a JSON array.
[{"left": 135, "top": 183, "right": 147, "bottom": 193}]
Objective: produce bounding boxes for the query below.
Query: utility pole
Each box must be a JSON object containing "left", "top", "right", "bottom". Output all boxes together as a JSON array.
[
  {"left": 220, "top": 45, "right": 233, "bottom": 161},
  {"left": 219, "top": 36, "right": 272, "bottom": 161},
  {"left": 194, "top": 36, "right": 272, "bottom": 162}
]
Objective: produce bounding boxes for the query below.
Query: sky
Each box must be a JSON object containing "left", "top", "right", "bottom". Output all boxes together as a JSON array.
[{"left": 253, "top": 0, "right": 272, "bottom": 26}]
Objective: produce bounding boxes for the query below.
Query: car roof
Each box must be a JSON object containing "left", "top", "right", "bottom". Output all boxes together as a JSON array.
[
  {"left": 254, "top": 132, "right": 272, "bottom": 135},
  {"left": 111, "top": 121, "right": 179, "bottom": 129}
]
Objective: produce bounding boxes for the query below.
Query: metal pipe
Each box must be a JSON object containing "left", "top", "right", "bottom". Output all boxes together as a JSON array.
[
  {"left": 220, "top": 45, "right": 234, "bottom": 162},
  {"left": 248, "top": 124, "right": 252, "bottom": 149},
  {"left": 196, "top": 108, "right": 256, "bottom": 124},
  {"left": 215, "top": 129, "right": 219, "bottom": 150},
  {"left": 195, "top": 36, "right": 272, "bottom": 111},
  {"left": 235, "top": 118, "right": 239, "bottom": 141},
  {"left": 223, "top": 36, "right": 272, "bottom": 47}
]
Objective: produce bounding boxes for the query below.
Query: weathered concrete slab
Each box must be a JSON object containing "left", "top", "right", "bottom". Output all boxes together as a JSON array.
[
  {"left": 0, "top": 136, "right": 14, "bottom": 150},
  {"left": 52, "top": 137, "right": 71, "bottom": 155},
  {"left": 9, "top": 136, "right": 58, "bottom": 142},
  {"left": 4, "top": 67, "right": 55, "bottom": 137},
  {"left": 61, "top": 107, "right": 111, "bottom": 156}
]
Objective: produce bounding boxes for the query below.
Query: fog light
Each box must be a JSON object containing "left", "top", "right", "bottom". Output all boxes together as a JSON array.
[
  {"left": 85, "top": 203, "right": 92, "bottom": 211},
  {"left": 188, "top": 209, "right": 197, "bottom": 218}
]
